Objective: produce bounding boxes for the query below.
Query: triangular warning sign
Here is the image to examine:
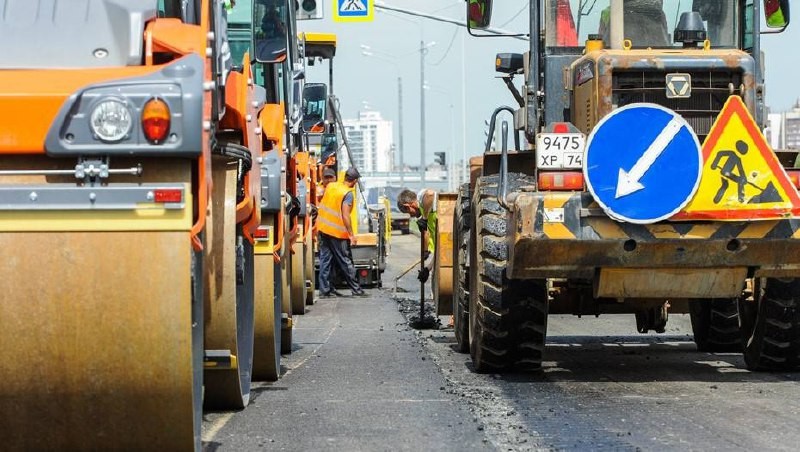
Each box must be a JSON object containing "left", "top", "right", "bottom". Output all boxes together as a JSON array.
[{"left": 674, "top": 96, "right": 800, "bottom": 220}]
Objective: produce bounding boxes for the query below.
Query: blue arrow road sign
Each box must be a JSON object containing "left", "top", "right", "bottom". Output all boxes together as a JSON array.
[{"left": 584, "top": 103, "right": 702, "bottom": 224}]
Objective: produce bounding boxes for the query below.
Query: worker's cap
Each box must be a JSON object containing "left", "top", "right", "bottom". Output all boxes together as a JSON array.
[
  {"left": 344, "top": 167, "right": 361, "bottom": 181},
  {"left": 322, "top": 167, "right": 336, "bottom": 178}
]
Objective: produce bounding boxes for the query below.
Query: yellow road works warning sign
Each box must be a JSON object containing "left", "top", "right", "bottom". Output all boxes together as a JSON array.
[{"left": 674, "top": 96, "right": 800, "bottom": 220}]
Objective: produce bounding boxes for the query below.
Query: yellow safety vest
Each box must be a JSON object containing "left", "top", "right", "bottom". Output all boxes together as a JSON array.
[{"left": 318, "top": 181, "right": 350, "bottom": 239}]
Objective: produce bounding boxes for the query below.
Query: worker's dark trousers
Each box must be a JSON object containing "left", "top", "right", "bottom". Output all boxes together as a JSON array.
[{"left": 318, "top": 232, "right": 361, "bottom": 295}]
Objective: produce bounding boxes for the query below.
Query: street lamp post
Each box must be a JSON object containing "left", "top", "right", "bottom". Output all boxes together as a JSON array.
[
  {"left": 362, "top": 41, "right": 434, "bottom": 188},
  {"left": 424, "top": 83, "right": 457, "bottom": 190},
  {"left": 361, "top": 48, "right": 405, "bottom": 185},
  {"left": 420, "top": 40, "right": 427, "bottom": 185},
  {"left": 418, "top": 40, "right": 436, "bottom": 185}
]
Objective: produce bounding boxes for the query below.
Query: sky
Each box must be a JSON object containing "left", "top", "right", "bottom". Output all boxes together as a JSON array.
[{"left": 298, "top": 1, "right": 800, "bottom": 169}]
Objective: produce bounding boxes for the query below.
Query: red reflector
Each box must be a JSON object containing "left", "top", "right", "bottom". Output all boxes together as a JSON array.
[
  {"left": 255, "top": 227, "right": 271, "bottom": 239},
  {"left": 538, "top": 171, "right": 584, "bottom": 191},
  {"left": 154, "top": 189, "right": 182, "bottom": 203},
  {"left": 553, "top": 123, "right": 570, "bottom": 134},
  {"left": 788, "top": 170, "right": 800, "bottom": 189},
  {"left": 360, "top": 269, "right": 369, "bottom": 277}
]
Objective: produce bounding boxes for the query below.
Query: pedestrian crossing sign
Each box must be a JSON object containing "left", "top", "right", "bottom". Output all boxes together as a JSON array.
[
  {"left": 674, "top": 96, "right": 800, "bottom": 220},
  {"left": 333, "top": 0, "right": 373, "bottom": 22}
]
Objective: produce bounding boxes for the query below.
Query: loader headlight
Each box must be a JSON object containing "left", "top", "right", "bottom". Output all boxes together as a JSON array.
[{"left": 90, "top": 99, "right": 133, "bottom": 142}]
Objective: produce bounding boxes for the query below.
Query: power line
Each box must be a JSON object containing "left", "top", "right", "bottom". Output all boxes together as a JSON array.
[
  {"left": 374, "top": 3, "right": 528, "bottom": 40},
  {"left": 431, "top": 1, "right": 462, "bottom": 13},
  {"left": 430, "top": 28, "right": 459, "bottom": 66},
  {"left": 499, "top": 2, "right": 530, "bottom": 28}
]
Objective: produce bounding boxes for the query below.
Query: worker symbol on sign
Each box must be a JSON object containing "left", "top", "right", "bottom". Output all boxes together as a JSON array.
[
  {"left": 710, "top": 140, "right": 782, "bottom": 205},
  {"left": 342, "top": 0, "right": 366, "bottom": 11}
]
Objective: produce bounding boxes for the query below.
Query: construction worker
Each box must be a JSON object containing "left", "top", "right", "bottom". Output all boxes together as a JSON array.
[
  {"left": 317, "top": 168, "right": 368, "bottom": 298},
  {"left": 397, "top": 188, "right": 437, "bottom": 283},
  {"left": 317, "top": 167, "right": 337, "bottom": 201}
]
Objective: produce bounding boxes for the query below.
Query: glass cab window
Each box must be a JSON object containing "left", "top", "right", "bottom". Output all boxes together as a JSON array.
[
  {"left": 254, "top": 0, "right": 289, "bottom": 62},
  {"left": 545, "top": 0, "right": 741, "bottom": 49},
  {"left": 302, "top": 84, "right": 328, "bottom": 133},
  {"left": 158, "top": 0, "right": 183, "bottom": 18}
]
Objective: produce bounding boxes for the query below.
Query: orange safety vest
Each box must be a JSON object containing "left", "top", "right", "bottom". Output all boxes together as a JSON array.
[{"left": 317, "top": 181, "right": 351, "bottom": 239}]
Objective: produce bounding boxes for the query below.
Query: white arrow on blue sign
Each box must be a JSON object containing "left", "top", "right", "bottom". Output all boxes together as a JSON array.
[{"left": 583, "top": 103, "right": 702, "bottom": 224}]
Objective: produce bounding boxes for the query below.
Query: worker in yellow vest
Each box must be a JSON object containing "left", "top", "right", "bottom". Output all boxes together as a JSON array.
[
  {"left": 317, "top": 167, "right": 368, "bottom": 298},
  {"left": 397, "top": 188, "right": 437, "bottom": 283}
]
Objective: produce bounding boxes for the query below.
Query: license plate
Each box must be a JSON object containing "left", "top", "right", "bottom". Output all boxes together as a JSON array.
[{"left": 536, "top": 133, "right": 585, "bottom": 169}]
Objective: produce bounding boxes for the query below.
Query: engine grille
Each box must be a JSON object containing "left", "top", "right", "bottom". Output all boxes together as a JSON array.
[{"left": 611, "top": 70, "right": 743, "bottom": 142}]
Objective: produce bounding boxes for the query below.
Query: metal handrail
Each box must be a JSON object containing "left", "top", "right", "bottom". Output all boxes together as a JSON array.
[{"left": 484, "top": 106, "right": 519, "bottom": 211}]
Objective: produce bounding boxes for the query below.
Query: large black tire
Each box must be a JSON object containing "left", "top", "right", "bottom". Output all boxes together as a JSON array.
[
  {"left": 469, "top": 174, "right": 548, "bottom": 372},
  {"left": 740, "top": 278, "right": 800, "bottom": 371},
  {"left": 688, "top": 298, "right": 741, "bottom": 353},
  {"left": 452, "top": 183, "right": 471, "bottom": 353}
]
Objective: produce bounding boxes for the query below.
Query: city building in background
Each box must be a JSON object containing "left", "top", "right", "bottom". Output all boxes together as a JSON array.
[
  {"left": 767, "top": 99, "right": 800, "bottom": 150},
  {"left": 343, "top": 111, "right": 394, "bottom": 173}
]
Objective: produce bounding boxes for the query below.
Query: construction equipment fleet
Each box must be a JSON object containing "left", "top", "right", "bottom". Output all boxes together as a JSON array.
[
  {"left": 0, "top": 0, "right": 313, "bottom": 449},
  {"left": 455, "top": 0, "right": 800, "bottom": 372},
  {"left": 301, "top": 31, "right": 387, "bottom": 289}
]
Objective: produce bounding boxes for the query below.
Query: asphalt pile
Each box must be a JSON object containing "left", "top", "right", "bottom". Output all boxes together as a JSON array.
[{"left": 393, "top": 294, "right": 440, "bottom": 329}]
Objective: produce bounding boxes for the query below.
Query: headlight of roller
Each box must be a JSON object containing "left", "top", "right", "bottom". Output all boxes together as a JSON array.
[{"left": 90, "top": 99, "right": 133, "bottom": 142}]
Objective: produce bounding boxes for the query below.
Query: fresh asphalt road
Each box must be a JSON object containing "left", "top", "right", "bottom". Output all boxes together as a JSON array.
[
  {"left": 203, "top": 234, "right": 800, "bottom": 451},
  {"left": 201, "top": 232, "right": 486, "bottom": 451}
]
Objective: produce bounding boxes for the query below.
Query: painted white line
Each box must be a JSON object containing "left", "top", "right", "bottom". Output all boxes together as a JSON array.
[
  {"left": 203, "top": 300, "right": 341, "bottom": 443},
  {"left": 323, "top": 398, "right": 451, "bottom": 403},
  {"left": 286, "top": 298, "right": 339, "bottom": 373},
  {"left": 202, "top": 412, "right": 235, "bottom": 443}
]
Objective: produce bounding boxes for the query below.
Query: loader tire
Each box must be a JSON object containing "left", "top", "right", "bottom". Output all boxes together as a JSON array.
[
  {"left": 689, "top": 298, "right": 741, "bottom": 353},
  {"left": 740, "top": 278, "right": 800, "bottom": 371},
  {"left": 453, "top": 183, "right": 471, "bottom": 353},
  {"left": 469, "top": 174, "right": 548, "bottom": 372}
]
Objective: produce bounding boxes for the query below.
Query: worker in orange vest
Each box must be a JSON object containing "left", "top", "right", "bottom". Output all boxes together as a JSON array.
[
  {"left": 317, "top": 167, "right": 368, "bottom": 298},
  {"left": 317, "top": 166, "right": 337, "bottom": 202}
]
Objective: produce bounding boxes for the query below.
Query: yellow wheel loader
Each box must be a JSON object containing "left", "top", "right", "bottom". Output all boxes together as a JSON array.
[{"left": 458, "top": 0, "right": 800, "bottom": 372}]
